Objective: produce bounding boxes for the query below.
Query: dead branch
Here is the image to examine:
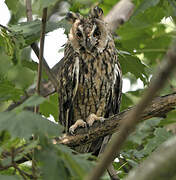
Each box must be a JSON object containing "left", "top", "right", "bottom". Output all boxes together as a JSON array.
[{"left": 57, "top": 93, "right": 176, "bottom": 147}]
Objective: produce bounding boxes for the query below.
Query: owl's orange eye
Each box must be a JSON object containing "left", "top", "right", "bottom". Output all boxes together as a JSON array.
[{"left": 76, "top": 30, "right": 82, "bottom": 38}]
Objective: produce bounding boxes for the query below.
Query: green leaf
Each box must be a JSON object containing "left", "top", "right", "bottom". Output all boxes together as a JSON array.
[
  {"left": 15, "top": 94, "right": 46, "bottom": 112},
  {"left": 0, "top": 79, "right": 24, "bottom": 102},
  {"left": 5, "top": 0, "right": 20, "bottom": 14},
  {"left": 118, "top": 54, "right": 148, "bottom": 84},
  {"left": 0, "top": 111, "right": 63, "bottom": 139},
  {"left": 0, "top": 29, "right": 22, "bottom": 64},
  {"left": 6, "top": 65, "right": 35, "bottom": 90},
  {"left": 41, "top": 0, "right": 59, "bottom": 8},
  {"left": 128, "top": 118, "right": 162, "bottom": 145},
  {"left": 160, "top": 110, "right": 176, "bottom": 125},
  {"left": 57, "top": 145, "right": 93, "bottom": 179},
  {"left": 40, "top": 93, "right": 58, "bottom": 121},
  {"left": 0, "top": 175, "right": 21, "bottom": 180},
  {"left": 141, "top": 127, "right": 173, "bottom": 155},
  {"left": 132, "top": 0, "right": 160, "bottom": 17},
  {"left": 8, "top": 19, "right": 70, "bottom": 48},
  {"left": 120, "top": 93, "right": 133, "bottom": 111},
  {"left": 33, "top": 0, "right": 59, "bottom": 10},
  {"left": 36, "top": 145, "right": 68, "bottom": 180}
]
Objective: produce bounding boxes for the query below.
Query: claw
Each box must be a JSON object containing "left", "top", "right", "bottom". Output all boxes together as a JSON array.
[
  {"left": 99, "top": 117, "right": 105, "bottom": 123},
  {"left": 69, "top": 119, "right": 86, "bottom": 134},
  {"left": 86, "top": 114, "right": 105, "bottom": 127}
]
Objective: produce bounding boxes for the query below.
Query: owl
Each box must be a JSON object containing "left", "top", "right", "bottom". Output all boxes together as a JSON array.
[{"left": 58, "top": 7, "right": 122, "bottom": 154}]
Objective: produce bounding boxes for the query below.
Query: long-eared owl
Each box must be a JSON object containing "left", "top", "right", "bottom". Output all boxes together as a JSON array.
[{"left": 58, "top": 7, "right": 122, "bottom": 154}]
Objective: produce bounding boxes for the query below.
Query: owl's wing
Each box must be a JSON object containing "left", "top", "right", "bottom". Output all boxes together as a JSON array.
[
  {"left": 112, "top": 60, "right": 122, "bottom": 115},
  {"left": 59, "top": 43, "right": 79, "bottom": 132}
]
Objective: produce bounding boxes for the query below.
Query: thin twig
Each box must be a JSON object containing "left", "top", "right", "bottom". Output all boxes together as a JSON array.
[
  {"left": 11, "top": 148, "right": 27, "bottom": 180},
  {"left": 85, "top": 40, "right": 176, "bottom": 180},
  {"left": 25, "top": 0, "right": 33, "bottom": 21},
  {"left": 25, "top": 0, "right": 58, "bottom": 91},
  {"left": 34, "top": 8, "right": 47, "bottom": 113}
]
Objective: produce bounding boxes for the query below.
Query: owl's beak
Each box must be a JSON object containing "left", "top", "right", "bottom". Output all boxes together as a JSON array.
[
  {"left": 86, "top": 38, "right": 92, "bottom": 50},
  {"left": 86, "top": 37, "right": 96, "bottom": 51}
]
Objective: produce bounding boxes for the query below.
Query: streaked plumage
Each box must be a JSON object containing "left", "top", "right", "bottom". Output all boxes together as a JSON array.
[{"left": 58, "top": 7, "right": 122, "bottom": 154}]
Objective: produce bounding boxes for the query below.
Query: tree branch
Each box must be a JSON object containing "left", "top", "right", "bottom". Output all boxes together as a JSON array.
[
  {"left": 25, "top": 0, "right": 58, "bottom": 90},
  {"left": 57, "top": 92, "right": 176, "bottom": 147},
  {"left": 34, "top": 8, "right": 47, "bottom": 113},
  {"left": 2, "top": 93, "right": 176, "bottom": 169},
  {"left": 85, "top": 40, "right": 176, "bottom": 180},
  {"left": 36, "top": 8, "right": 47, "bottom": 96},
  {"left": 124, "top": 136, "right": 176, "bottom": 180},
  {"left": 25, "top": 0, "right": 33, "bottom": 21},
  {"left": 105, "top": 0, "right": 134, "bottom": 33}
]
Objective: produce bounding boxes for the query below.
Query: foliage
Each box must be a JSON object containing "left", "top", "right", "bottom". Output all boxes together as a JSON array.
[{"left": 0, "top": 0, "right": 176, "bottom": 179}]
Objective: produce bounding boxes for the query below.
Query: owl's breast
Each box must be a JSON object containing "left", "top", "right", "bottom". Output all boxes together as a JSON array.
[{"left": 73, "top": 51, "right": 115, "bottom": 120}]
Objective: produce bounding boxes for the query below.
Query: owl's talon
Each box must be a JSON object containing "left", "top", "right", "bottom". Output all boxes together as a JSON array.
[
  {"left": 69, "top": 126, "right": 75, "bottom": 135},
  {"left": 86, "top": 114, "right": 105, "bottom": 127},
  {"left": 69, "top": 119, "right": 86, "bottom": 134},
  {"left": 99, "top": 117, "right": 105, "bottom": 122}
]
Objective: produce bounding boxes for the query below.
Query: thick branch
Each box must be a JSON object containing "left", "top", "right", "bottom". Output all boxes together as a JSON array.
[
  {"left": 57, "top": 93, "right": 176, "bottom": 147},
  {"left": 2, "top": 93, "right": 176, "bottom": 169},
  {"left": 105, "top": 0, "right": 134, "bottom": 33},
  {"left": 124, "top": 136, "right": 176, "bottom": 180}
]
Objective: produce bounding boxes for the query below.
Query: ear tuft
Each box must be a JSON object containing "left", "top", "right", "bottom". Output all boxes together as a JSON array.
[
  {"left": 66, "top": 12, "right": 79, "bottom": 24},
  {"left": 91, "top": 6, "right": 104, "bottom": 19}
]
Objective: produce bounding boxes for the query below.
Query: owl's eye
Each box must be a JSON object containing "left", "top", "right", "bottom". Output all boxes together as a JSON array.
[
  {"left": 76, "top": 30, "right": 82, "bottom": 38},
  {"left": 93, "top": 27, "right": 101, "bottom": 37}
]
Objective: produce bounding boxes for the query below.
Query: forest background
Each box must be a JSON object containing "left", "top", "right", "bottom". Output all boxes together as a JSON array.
[{"left": 0, "top": 0, "right": 176, "bottom": 180}]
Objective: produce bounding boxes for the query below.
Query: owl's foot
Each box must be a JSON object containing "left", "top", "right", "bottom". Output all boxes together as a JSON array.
[
  {"left": 86, "top": 113, "right": 105, "bottom": 127},
  {"left": 69, "top": 119, "right": 87, "bottom": 134}
]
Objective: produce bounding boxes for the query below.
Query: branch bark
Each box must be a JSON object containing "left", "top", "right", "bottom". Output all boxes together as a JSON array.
[
  {"left": 124, "top": 136, "right": 176, "bottom": 180},
  {"left": 105, "top": 0, "right": 134, "bottom": 33},
  {"left": 57, "top": 92, "right": 176, "bottom": 147}
]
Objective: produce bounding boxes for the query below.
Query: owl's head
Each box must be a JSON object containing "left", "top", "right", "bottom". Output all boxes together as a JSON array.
[{"left": 66, "top": 7, "right": 109, "bottom": 53}]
